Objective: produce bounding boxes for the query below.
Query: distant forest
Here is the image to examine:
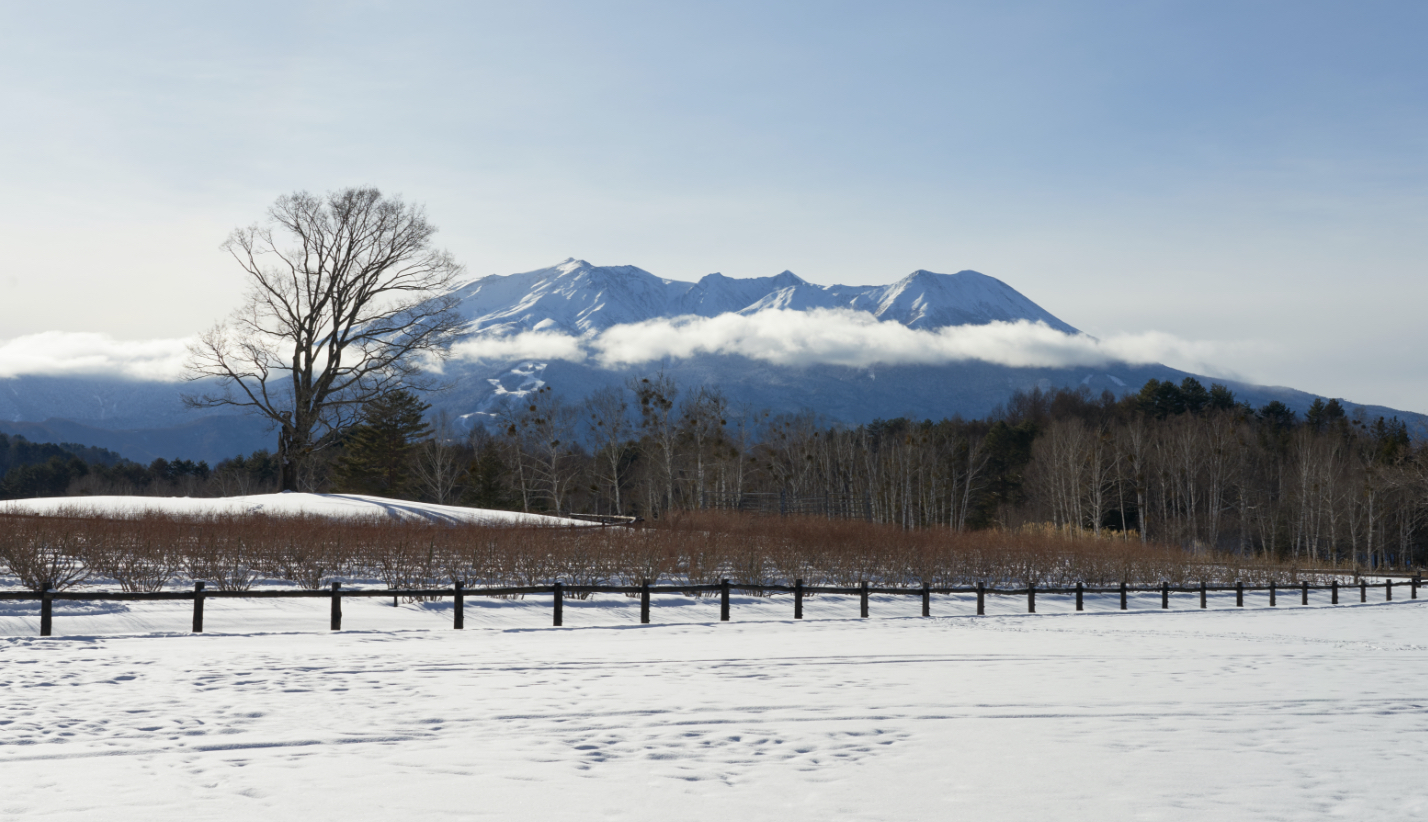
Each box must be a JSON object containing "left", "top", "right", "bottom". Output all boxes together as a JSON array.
[
  {"left": 0, "top": 433, "right": 276, "bottom": 501},
  {"left": 5, "top": 377, "right": 1426, "bottom": 568}
]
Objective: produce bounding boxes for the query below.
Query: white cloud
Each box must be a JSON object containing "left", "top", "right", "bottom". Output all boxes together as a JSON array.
[
  {"left": 0, "top": 332, "right": 191, "bottom": 381},
  {"left": 449, "top": 309, "right": 1226, "bottom": 371},
  {"left": 450, "top": 331, "right": 587, "bottom": 364},
  {"left": 2, "top": 312, "right": 1228, "bottom": 382}
]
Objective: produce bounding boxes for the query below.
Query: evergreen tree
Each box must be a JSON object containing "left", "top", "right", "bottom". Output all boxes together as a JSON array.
[
  {"left": 333, "top": 391, "right": 432, "bottom": 498},
  {"left": 1179, "top": 378, "right": 1210, "bottom": 414},
  {"left": 1207, "top": 383, "right": 1237, "bottom": 411},
  {"left": 461, "top": 435, "right": 516, "bottom": 510}
]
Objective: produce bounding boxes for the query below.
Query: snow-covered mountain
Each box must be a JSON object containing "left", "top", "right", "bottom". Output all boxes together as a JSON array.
[
  {"left": 5, "top": 258, "right": 1424, "bottom": 463},
  {"left": 449, "top": 259, "right": 1079, "bottom": 335}
]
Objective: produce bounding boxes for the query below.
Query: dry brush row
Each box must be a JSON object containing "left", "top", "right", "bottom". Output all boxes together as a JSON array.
[{"left": 0, "top": 510, "right": 1359, "bottom": 595}]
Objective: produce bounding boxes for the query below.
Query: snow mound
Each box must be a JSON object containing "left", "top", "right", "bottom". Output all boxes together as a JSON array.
[{"left": 0, "top": 492, "right": 594, "bottom": 526}]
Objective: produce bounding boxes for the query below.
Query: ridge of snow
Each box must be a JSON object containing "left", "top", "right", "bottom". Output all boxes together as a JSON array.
[
  {"left": 453, "top": 261, "right": 1077, "bottom": 336},
  {"left": 0, "top": 493, "right": 595, "bottom": 526}
]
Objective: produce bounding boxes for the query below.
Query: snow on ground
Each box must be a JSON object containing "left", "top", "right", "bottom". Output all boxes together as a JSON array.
[
  {"left": 0, "top": 492, "right": 593, "bottom": 526},
  {"left": 2, "top": 590, "right": 1426, "bottom": 820}
]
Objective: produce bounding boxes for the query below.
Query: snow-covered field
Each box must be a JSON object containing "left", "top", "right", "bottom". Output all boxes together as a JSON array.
[
  {"left": 0, "top": 492, "right": 592, "bottom": 526},
  {"left": 2, "top": 590, "right": 1426, "bottom": 820}
]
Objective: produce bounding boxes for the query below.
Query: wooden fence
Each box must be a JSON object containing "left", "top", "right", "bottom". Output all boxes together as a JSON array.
[{"left": 1, "top": 575, "right": 1420, "bottom": 637}]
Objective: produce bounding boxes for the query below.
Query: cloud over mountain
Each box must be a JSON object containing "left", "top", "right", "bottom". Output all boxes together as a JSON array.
[
  {"left": 451, "top": 309, "right": 1220, "bottom": 371},
  {"left": 0, "top": 332, "right": 191, "bottom": 381}
]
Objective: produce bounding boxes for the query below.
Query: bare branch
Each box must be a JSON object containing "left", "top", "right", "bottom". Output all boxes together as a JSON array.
[{"left": 184, "top": 187, "right": 467, "bottom": 491}]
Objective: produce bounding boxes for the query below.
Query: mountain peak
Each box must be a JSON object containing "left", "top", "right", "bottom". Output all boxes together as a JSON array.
[{"left": 454, "top": 260, "right": 1076, "bottom": 334}]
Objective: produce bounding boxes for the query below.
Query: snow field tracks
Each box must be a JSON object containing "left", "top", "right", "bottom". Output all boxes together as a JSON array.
[{"left": 1, "top": 575, "right": 1420, "bottom": 638}]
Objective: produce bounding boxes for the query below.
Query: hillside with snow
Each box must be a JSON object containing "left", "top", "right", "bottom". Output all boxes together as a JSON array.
[{"left": 0, "top": 492, "right": 595, "bottom": 526}]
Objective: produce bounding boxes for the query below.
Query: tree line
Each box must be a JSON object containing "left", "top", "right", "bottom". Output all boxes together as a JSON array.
[
  {"left": 280, "top": 374, "right": 1428, "bottom": 569},
  {"left": 8, "top": 376, "right": 1427, "bottom": 569}
]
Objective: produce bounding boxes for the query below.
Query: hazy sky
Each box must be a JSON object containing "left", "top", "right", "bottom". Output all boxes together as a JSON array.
[{"left": 1, "top": 1, "right": 1425, "bottom": 409}]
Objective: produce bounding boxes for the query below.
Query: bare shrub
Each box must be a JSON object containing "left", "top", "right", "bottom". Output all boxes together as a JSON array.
[
  {"left": 0, "top": 514, "right": 90, "bottom": 591},
  {"left": 0, "top": 507, "right": 1351, "bottom": 595}
]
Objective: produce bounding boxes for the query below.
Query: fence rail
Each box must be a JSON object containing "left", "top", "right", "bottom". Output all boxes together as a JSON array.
[{"left": 4, "top": 575, "right": 1420, "bottom": 637}]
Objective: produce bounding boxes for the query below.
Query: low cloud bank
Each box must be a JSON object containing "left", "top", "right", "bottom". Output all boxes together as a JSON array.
[
  {"left": 0, "top": 332, "right": 192, "bottom": 380},
  {"left": 454, "top": 309, "right": 1220, "bottom": 371},
  {"left": 4, "top": 311, "right": 1222, "bottom": 381}
]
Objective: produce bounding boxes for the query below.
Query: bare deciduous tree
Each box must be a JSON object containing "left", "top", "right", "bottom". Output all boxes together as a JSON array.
[
  {"left": 414, "top": 410, "right": 464, "bottom": 505},
  {"left": 184, "top": 188, "right": 466, "bottom": 491}
]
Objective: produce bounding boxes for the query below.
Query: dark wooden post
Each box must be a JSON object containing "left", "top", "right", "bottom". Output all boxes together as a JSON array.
[
  {"left": 1199, "top": 580, "right": 1207, "bottom": 609},
  {"left": 1413, "top": 574, "right": 1420, "bottom": 600},
  {"left": 859, "top": 581, "right": 869, "bottom": 618},
  {"left": 192, "top": 581, "right": 205, "bottom": 633},
  {"left": 1075, "top": 582, "right": 1083, "bottom": 612},
  {"left": 794, "top": 579, "right": 804, "bottom": 620},
  {"left": 1360, "top": 578, "right": 1367, "bottom": 603},
  {"left": 976, "top": 582, "right": 985, "bottom": 616},
  {"left": 1161, "top": 581, "right": 1169, "bottom": 610},
  {"left": 1120, "top": 581, "right": 1127, "bottom": 611},
  {"left": 453, "top": 581, "right": 464, "bottom": 630},
  {"left": 921, "top": 582, "right": 930, "bottom": 617},
  {"left": 1236, "top": 580, "right": 1243, "bottom": 607},
  {"left": 721, "top": 579, "right": 731, "bottom": 621},
  {"left": 1332, "top": 579, "right": 1339, "bottom": 604},
  {"left": 1386, "top": 578, "right": 1392, "bottom": 602},
  {"left": 330, "top": 582, "right": 342, "bottom": 631},
  {"left": 553, "top": 582, "right": 564, "bottom": 627},
  {"left": 1027, "top": 583, "right": 1036, "bottom": 614},
  {"left": 640, "top": 580, "right": 651, "bottom": 624},
  {"left": 40, "top": 588, "right": 52, "bottom": 637},
  {"left": 1269, "top": 580, "right": 1276, "bottom": 607},
  {"left": 1301, "top": 580, "right": 1308, "bottom": 606}
]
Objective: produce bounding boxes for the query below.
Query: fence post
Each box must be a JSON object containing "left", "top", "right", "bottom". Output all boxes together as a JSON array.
[
  {"left": 1386, "top": 578, "right": 1392, "bottom": 602},
  {"left": 794, "top": 579, "right": 804, "bottom": 620},
  {"left": 192, "top": 581, "right": 205, "bottom": 633},
  {"left": 40, "top": 587, "right": 52, "bottom": 637},
  {"left": 1161, "top": 581, "right": 1169, "bottom": 610},
  {"left": 641, "top": 580, "right": 651, "bottom": 624},
  {"left": 859, "top": 581, "right": 869, "bottom": 618},
  {"left": 1301, "top": 580, "right": 1308, "bottom": 606},
  {"left": 1269, "top": 581, "right": 1276, "bottom": 607},
  {"left": 453, "top": 581, "right": 464, "bottom": 630},
  {"left": 1027, "top": 583, "right": 1036, "bottom": 614},
  {"left": 1075, "top": 582, "right": 1083, "bottom": 612},
  {"left": 921, "top": 582, "right": 930, "bottom": 617},
  {"left": 1360, "top": 578, "right": 1367, "bottom": 603},
  {"left": 553, "top": 582, "right": 564, "bottom": 627},
  {"left": 721, "top": 579, "right": 731, "bottom": 621},
  {"left": 1200, "top": 580, "right": 1207, "bottom": 609},
  {"left": 1236, "top": 580, "right": 1243, "bottom": 607},
  {"left": 1332, "top": 579, "right": 1338, "bottom": 605},
  {"left": 1120, "top": 581, "right": 1127, "bottom": 611},
  {"left": 976, "top": 582, "right": 985, "bottom": 616},
  {"left": 330, "top": 582, "right": 342, "bottom": 631},
  {"left": 1414, "top": 574, "right": 1420, "bottom": 600}
]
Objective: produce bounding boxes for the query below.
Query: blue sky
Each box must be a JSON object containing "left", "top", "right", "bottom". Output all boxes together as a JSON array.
[{"left": 1, "top": 1, "right": 1425, "bottom": 408}]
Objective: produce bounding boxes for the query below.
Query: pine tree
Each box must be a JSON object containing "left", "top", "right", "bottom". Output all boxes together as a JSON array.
[
  {"left": 461, "top": 436, "right": 516, "bottom": 510},
  {"left": 333, "top": 391, "right": 432, "bottom": 498}
]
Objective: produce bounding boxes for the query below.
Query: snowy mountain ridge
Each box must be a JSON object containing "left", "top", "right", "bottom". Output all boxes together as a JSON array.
[{"left": 450, "top": 258, "right": 1079, "bottom": 336}]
